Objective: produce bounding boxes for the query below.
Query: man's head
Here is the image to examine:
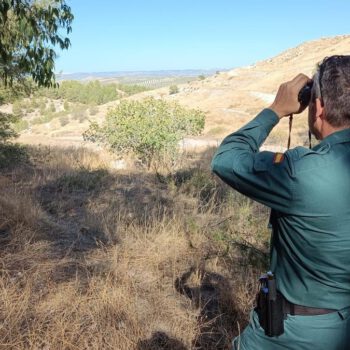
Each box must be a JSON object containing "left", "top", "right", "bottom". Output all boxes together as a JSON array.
[{"left": 309, "top": 55, "right": 350, "bottom": 139}]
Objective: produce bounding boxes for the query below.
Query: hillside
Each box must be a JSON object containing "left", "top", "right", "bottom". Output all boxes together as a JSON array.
[
  {"left": 6, "top": 35, "right": 350, "bottom": 150},
  {"left": 141, "top": 35, "right": 350, "bottom": 146}
]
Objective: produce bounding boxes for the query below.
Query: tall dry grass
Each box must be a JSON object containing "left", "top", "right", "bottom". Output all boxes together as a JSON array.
[{"left": 0, "top": 145, "right": 269, "bottom": 349}]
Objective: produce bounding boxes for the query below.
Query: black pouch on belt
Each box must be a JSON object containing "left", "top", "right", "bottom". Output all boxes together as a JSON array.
[{"left": 255, "top": 272, "right": 284, "bottom": 337}]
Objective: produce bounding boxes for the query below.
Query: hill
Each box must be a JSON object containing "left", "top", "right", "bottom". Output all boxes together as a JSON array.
[
  {"left": 6, "top": 35, "right": 350, "bottom": 150},
  {"left": 137, "top": 35, "right": 350, "bottom": 147}
]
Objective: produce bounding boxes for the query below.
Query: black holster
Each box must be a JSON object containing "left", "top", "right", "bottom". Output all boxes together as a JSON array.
[{"left": 255, "top": 273, "right": 285, "bottom": 337}]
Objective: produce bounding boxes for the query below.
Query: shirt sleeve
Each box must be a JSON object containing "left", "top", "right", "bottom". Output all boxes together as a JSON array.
[{"left": 211, "top": 109, "right": 295, "bottom": 213}]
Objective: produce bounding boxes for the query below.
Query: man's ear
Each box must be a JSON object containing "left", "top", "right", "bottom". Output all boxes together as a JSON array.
[{"left": 315, "top": 98, "right": 325, "bottom": 120}]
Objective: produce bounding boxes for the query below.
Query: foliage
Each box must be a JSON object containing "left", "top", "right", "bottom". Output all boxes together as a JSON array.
[
  {"left": 12, "top": 100, "right": 23, "bottom": 116},
  {"left": 37, "top": 80, "right": 119, "bottom": 105},
  {"left": 13, "top": 118, "right": 29, "bottom": 132},
  {"left": 198, "top": 75, "right": 206, "bottom": 81},
  {"left": 0, "top": 142, "right": 27, "bottom": 168},
  {"left": 115, "top": 83, "right": 149, "bottom": 95},
  {"left": 36, "top": 80, "right": 150, "bottom": 105},
  {"left": 0, "top": 1, "right": 73, "bottom": 143},
  {"left": 0, "top": 0, "right": 73, "bottom": 88},
  {"left": 169, "top": 85, "right": 179, "bottom": 95},
  {"left": 84, "top": 98, "right": 206, "bottom": 167},
  {"left": 0, "top": 111, "right": 18, "bottom": 142},
  {"left": 0, "top": 79, "right": 35, "bottom": 104}
]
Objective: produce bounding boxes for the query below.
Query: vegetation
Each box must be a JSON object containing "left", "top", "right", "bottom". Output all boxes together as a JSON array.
[
  {"left": 13, "top": 118, "right": 29, "bottom": 132},
  {"left": 0, "top": 111, "right": 18, "bottom": 141},
  {"left": 0, "top": 0, "right": 73, "bottom": 88},
  {"left": 33, "top": 80, "right": 149, "bottom": 106},
  {"left": 84, "top": 98, "right": 206, "bottom": 167},
  {"left": 0, "top": 0, "right": 73, "bottom": 143},
  {"left": 0, "top": 144, "right": 269, "bottom": 349},
  {"left": 169, "top": 85, "right": 179, "bottom": 95}
]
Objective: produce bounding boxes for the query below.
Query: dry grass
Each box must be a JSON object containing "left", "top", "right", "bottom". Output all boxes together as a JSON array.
[{"left": 0, "top": 145, "right": 269, "bottom": 349}]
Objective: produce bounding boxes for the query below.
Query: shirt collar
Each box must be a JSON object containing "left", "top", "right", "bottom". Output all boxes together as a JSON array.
[{"left": 313, "top": 127, "right": 350, "bottom": 150}]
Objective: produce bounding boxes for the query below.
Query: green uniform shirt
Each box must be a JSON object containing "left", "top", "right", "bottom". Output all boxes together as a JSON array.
[{"left": 211, "top": 108, "right": 350, "bottom": 310}]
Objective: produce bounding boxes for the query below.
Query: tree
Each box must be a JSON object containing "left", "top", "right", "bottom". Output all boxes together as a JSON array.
[
  {"left": 0, "top": 0, "right": 73, "bottom": 144},
  {"left": 0, "top": 0, "right": 73, "bottom": 88},
  {"left": 83, "top": 98, "right": 206, "bottom": 168}
]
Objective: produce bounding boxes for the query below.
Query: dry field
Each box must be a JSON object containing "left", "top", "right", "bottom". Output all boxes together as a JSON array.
[{"left": 0, "top": 144, "right": 270, "bottom": 349}]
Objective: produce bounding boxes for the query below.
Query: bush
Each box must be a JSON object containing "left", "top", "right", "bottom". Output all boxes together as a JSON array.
[
  {"left": 12, "top": 101, "right": 23, "bottom": 116},
  {"left": 84, "top": 98, "right": 205, "bottom": 167},
  {"left": 31, "top": 98, "right": 40, "bottom": 109},
  {"left": 0, "top": 112, "right": 18, "bottom": 142},
  {"left": 169, "top": 85, "right": 179, "bottom": 95},
  {"left": 0, "top": 143, "right": 28, "bottom": 169},
  {"left": 13, "top": 119, "right": 29, "bottom": 133}
]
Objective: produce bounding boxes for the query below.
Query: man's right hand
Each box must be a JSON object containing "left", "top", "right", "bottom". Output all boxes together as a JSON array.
[{"left": 269, "top": 73, "right": 312, "bottom": 119}]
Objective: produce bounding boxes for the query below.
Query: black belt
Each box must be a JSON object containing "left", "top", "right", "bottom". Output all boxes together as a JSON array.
[{"left": 282, "top": 295, "right": 336, "bottom": 316}]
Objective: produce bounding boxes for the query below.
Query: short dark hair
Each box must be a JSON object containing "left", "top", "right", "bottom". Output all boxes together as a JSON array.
[{"left": 318, "top": 55, "right": 350, "bottom": 127}]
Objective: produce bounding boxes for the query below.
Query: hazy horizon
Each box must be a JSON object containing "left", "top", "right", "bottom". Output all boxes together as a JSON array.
[{"left": 57, "top": 1, "right": 350, "bottom": 73}]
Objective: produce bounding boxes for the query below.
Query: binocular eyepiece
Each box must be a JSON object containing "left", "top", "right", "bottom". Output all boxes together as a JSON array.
[{"left": 298, "top": 81, "right": 313, "bottom": 106}]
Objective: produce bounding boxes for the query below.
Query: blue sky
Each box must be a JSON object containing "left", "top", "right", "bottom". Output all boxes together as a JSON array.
[{"left": 56, "top": 0, "right": 350, "bottom": 73}]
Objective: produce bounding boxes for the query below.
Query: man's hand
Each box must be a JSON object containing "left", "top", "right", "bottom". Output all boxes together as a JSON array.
[{"left": 269, "top": 74, "right": 312, "bottom": 119}]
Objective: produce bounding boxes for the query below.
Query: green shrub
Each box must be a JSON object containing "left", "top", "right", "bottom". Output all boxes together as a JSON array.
[
  {"left": 169, "top": 85, "right": 179, "bottom": 95},
  {"left": 84, "top": 97, "right": 205, "bottom": 167},
  {"left": 0, "top": 112, "right": 18, "bottom": 142},
  {"left": 12, "top": 101, "right": 23, "bottom": 116},
  {"left": 31, "top": 98, "right": 40, "bottom": 109},
  {"left": 0, "top": 143, "right": 28, "bottom": 169},
  {"left": 13, "top": 119, "right": 29, "bottom": 133},
  {"left": 198, "top": 75, "right": 206, "bottom": 81},
  {"left": 41, "top": 113, "right": 55, "bottom": 123}
]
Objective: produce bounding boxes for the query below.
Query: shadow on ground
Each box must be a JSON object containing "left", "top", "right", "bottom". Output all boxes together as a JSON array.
[
  {"left": 136, "top": 331, "right": 188, "bottom": 350},
  {"left": 175, "top": 266, "right": 244, "bottom": 350}
]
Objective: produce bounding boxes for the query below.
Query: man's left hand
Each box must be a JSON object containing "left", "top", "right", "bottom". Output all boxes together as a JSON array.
[{"left": 269, "top": 74, "right": 312, "bottom": 118}]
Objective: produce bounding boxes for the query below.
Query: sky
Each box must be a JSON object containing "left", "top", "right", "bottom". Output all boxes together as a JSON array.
[{"left": 55, "top": 0, "right": 350, "bottom": 73}]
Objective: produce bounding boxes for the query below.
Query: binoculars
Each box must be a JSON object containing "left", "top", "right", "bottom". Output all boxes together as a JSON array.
[{"left": 298, "top": 81, "right": 313, "bottom": 106}]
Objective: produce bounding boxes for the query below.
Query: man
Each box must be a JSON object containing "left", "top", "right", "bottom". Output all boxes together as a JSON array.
[{"left": 211, "top": 55, "right": 350, "bottom": 349}]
